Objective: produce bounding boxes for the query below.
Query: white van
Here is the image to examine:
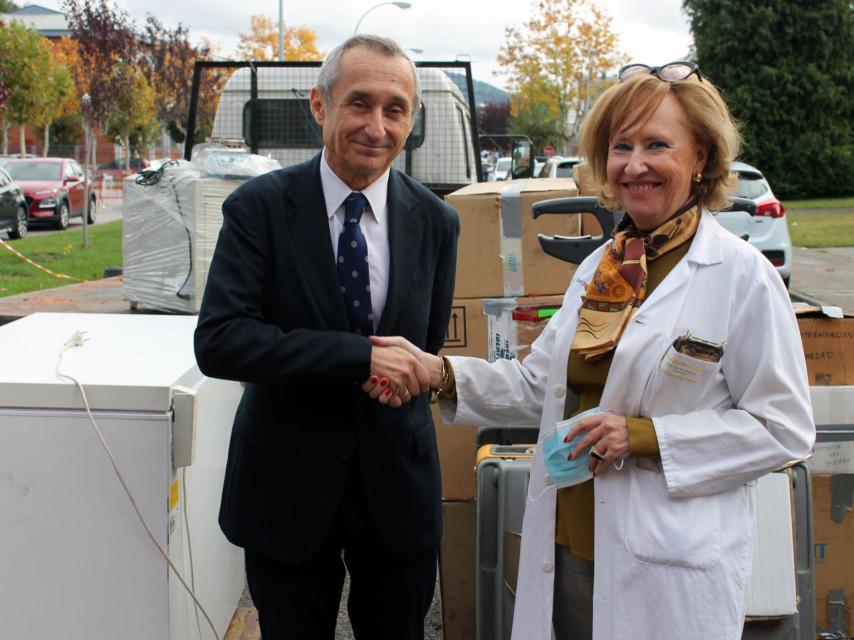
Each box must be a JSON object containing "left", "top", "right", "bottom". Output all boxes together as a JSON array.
[{"left": 210, "top": 65, "right": 479, "bottom": 196}]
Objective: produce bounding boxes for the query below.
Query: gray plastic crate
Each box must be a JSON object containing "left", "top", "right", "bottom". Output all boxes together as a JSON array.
[{"left": 476, "top": 445, "right": 535, "bottom": 640}]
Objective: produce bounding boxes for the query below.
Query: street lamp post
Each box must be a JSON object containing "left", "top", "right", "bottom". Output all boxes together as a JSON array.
[
  {"left": 278, "top": 0, "right": 284, "bottom": 61},
  {"left": 353, "top": 2, "right": 412, "bottom": 35}
]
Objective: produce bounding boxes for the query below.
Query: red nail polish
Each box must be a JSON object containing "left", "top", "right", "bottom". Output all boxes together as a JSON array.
[
  {"left": 384, "top": 388, "right": 392, "bottom": 396},
  {"left": 567, "top": 453, "right": 574, "bottom": 460},
  {"left": 379, "top": 378, "right": 388, "bottom": 387},
  {"left": 370, "top": 375, "right": 378, "bottom": 384}
]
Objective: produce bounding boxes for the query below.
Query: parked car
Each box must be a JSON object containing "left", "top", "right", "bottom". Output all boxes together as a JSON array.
[
  {"left": 0, "top": 167, "right": 28, "bottom": 239},
  {"left": 533, "top": 155, "right": 547, "bottom": 177},
  {"left": 3, "top": 158, "right": 96, "bottom": 230},
  {"left": 539, "top": 155, "right": 580, "bottom": 179},
  {"left": 713, "top": 161, "right": 792, "bottom": 287},
  {"left": 490, "top": 157, "right": 513, "bottom": 181},
  {"left": 0, "top": 153, "right": 39, "bottom": 167}
]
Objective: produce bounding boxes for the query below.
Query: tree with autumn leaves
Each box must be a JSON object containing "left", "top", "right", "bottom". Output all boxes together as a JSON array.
[
  {"left": 0, "top": 21, "right": 74, "bottom": 155},
  {"left": 236, "top": 15, "right": 323, "bottom": 61},
  {"left": 498, "top": 0, "right": 624, "bottom": 153}
]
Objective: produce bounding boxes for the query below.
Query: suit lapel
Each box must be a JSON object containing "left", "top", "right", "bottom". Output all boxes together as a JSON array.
[
  {"left": 285, "top": 155, "right": 349, "bottom": 329},
  {"left": 377, "top": 170, "right": 424, "bottom": 335}
]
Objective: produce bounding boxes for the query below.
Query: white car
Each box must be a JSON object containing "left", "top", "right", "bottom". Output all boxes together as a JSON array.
[
  {"left": 490, "top": 157, "right": 513, "bottom": 181},
  {"left": 539, "top": 155, "right": 580, "bottom": 179},
  {"left": 713, "top": 161, "right": 792, "bottom": 287}
]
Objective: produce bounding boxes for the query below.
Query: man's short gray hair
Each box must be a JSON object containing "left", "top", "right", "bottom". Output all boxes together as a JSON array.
[{"left": 316, "top": 34, "right": 421, "bottom": 112}]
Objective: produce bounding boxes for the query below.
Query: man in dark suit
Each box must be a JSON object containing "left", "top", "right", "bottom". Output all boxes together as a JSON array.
[{"left": 194, "top": 34, "right": 459, "bottom": 639}]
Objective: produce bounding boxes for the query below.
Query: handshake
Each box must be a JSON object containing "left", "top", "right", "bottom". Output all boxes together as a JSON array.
[{"left": 363, "top": 336, "right": 445, "bottom": 408}]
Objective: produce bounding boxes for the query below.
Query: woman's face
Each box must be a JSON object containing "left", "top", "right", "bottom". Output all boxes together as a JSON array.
[{"left": 606, "top": 93, "right": 707, "bottom": 231}]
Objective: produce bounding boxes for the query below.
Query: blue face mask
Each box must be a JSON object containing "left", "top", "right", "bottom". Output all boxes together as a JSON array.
[{"left": 541, "top": 408, "right": 602, "bottom": 489}]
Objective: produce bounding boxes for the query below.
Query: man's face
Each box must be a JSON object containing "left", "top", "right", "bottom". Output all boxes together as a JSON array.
[{"left": 310, "top": 46, "right": 417, "bottom": 190}]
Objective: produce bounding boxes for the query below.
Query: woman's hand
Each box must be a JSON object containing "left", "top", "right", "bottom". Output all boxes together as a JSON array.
[
  {"left": 362, "top": 374, "right": 404, "bottom": 408},
  {"left": 564, "top": 412, "right": 632, "bottom": 477},
  {"left": 361, "top": 336, "right": 443, "bottom": 408}
]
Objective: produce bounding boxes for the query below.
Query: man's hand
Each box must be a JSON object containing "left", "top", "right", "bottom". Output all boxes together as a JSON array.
[{"left": 369, "top": 336, "right": 444, "bottom": 389}]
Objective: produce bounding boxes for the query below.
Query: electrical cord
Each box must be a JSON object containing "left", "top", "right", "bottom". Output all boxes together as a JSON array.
[
  {"left": 134, "top": 161, "right": 177, "bottom": 186},
  {"left": 57, "top": 330, "right": 221, "bottom": 640},
  {"left": 134, "top": 161, "right": 193, "bottom": 301},
  {"left": 182, "top": 466, "right": 205, "bottom": 640}
]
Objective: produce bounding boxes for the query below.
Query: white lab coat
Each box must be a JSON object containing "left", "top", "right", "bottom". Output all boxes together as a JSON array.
[{"left": 442, "top": 211, "right": 815, "bottom": 640}]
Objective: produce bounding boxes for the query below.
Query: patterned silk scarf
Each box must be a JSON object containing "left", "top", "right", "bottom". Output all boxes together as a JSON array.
[{"left": 571, "top": 203, "right": 700, "bottom": 360}]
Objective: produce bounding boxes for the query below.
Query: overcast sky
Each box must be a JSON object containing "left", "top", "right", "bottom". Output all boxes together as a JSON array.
[{"left": 37, "top": 0, "right": 694, "bottom": 89}]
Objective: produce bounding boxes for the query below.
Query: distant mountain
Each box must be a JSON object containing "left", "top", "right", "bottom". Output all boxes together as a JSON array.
[{"left": 445, "top": 72, "right": 510, "bottom": 106}]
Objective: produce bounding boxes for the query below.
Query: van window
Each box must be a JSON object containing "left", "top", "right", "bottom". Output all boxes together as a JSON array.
[
  {"left": 405, "top": 104, "right": 425, "bottom": 150},
  {"left": 243, "top": 99, "right": 323, "bottom": 149},
  {"left": 556, "top": 163, "right": 574, "bottom": 178},
  {"left": 243, "top": 98, "right": 426, "bottom": 150}
]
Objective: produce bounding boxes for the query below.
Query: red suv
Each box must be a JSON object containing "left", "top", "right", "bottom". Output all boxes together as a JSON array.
[{"left": 3, "top": 158, "right": 96, "bottom": 230}]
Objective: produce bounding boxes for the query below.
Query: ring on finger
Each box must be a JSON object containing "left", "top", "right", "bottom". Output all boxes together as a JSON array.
[{"left": 589, "top": 446, "right": 605, "bottom": 462}]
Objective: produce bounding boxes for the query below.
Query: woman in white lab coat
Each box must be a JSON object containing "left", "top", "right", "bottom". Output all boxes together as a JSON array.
[{"left": 366, "top": 62, "right": 815, "bottom": 640}]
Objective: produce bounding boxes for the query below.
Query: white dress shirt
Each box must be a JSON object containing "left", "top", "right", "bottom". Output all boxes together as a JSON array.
[{"left": 320, "top": 149, "right": 390, "bottom": 332}]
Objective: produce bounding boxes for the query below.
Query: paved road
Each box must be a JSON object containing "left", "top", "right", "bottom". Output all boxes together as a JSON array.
[
  {"left": 15, "top": 196, "right": 123, "bottom": 238},
  {"left": 789, "top": 246, "right": 854, "bottom": 313}
]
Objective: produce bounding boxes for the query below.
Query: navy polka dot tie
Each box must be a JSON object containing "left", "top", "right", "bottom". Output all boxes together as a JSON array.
[{"left": 337, "top": 192, "right": 373, "bottom": 335}]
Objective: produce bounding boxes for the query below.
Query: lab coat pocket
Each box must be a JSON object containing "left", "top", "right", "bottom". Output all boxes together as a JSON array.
[
  {"left": 642, "top": 344, "right": 722, "bottom": 416},
  {"left": 624, "top": 467, "right": 721, "bottom": 569}
]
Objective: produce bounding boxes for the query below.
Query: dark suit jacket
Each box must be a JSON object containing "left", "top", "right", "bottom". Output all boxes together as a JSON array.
[{"left": 195, "top": 155, "right": 459, "bottom": 563}]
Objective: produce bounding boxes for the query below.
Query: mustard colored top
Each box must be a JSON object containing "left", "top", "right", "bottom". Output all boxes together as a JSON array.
[{"left": 555, "top": 240, "right": 692, "bottom": 560}]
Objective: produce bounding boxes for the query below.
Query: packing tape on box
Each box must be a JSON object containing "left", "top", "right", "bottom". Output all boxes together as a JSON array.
[{"left": 500, "top": 181, "right": 526, "bottom": 297}]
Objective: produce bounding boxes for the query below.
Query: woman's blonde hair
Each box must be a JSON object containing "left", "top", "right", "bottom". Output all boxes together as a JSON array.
[{"left": 579, "top": 73, "right": 742, "bottom": 212}]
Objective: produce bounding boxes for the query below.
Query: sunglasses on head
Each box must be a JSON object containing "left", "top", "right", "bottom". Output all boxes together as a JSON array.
[{"left": 618, "top": 61, "right": 703, "bottom": 83}]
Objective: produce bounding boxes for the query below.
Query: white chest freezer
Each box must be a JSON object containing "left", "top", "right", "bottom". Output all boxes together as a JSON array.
[{"left": 0, "top": 313, "right": 244, "bottom": 639}]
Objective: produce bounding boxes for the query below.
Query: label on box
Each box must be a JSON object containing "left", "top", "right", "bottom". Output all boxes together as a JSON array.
[
  {"left": 797, "top": 316, "right": 854, "bottom": 385},
  {"left": 444, "top": 305, "right": 468, "bottom": 348},
  {"left": 807, "top": 442, "right": 854, "bottom": 474}
]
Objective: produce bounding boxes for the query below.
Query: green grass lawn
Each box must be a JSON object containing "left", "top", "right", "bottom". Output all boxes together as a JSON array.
[
  {"left": 788, "top": 211, "right": 854, "bottom": 248},
  {"left": 0, "top": 221, "right": 122, "bottom": 298},
  {"left": 783, "top": 196, "right": 854, "bottom": 209}
]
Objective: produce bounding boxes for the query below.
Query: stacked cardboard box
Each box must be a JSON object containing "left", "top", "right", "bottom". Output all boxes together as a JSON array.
[
  {"left": 438, "top": 178, "right": 584, "bottom": 640},
  {"left": 796, "top": 306, "right": 854, "bottom": 633},
  {"left": 796, "top": 306, "right": 854, "bottom": 386}
]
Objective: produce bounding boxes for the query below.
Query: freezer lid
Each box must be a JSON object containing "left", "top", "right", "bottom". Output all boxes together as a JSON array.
[{"left": 0, "top": 313, "right": 204, "bottom": 412}]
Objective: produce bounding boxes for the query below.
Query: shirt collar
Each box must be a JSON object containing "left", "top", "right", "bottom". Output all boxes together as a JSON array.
[{"left": 320, "top": 148, "right": 390, "bottom": 224}]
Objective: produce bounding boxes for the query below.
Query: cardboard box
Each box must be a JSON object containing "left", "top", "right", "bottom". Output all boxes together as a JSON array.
[
  {"left": 446, "top": 179, "right": 580, "bottom": 299},
  {"left": 812, "top": 475, "right": 854, "bottom": 632},
  {"left": 572, "top": 162, "right": 597, "bottom": 196},
  {"left": 795, "top": 306, "right": 854, "bottom": 386},
  {"left": 808, "top": 386, "right": 854, "bottom": 475},
  {"left": 436, "top": 295, "right": 564, "bottom": 499},
  {"left": 440, "top": 500, "right": 477, "bottom": 640}
]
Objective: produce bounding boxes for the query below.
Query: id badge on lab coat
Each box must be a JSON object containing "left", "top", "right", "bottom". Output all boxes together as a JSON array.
[
  {"left": 643, "top": 333, "right": 725, "bottom": 416},
  {"left": 660, "top": 332, "right": 724, "bottom": 385}
]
